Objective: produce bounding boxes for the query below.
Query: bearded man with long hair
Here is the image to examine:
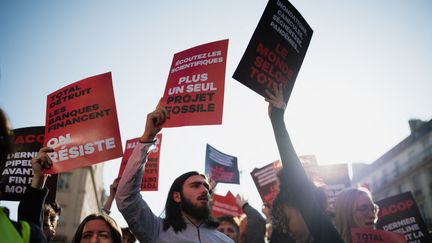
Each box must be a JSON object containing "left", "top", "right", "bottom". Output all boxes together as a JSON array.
[{"left": 116, "top": 104, "right": 232, "bottom": 243}]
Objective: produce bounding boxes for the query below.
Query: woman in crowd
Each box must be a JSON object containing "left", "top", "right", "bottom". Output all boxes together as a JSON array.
[
  {"left": 72, "top": 214, "right": 122, "bottom": 243},
  {"left": 265, "top": 84, "right": 344, "bottom": 243},
  {"left": 334, "top": 187, "right": 379, "bottom": 243},
  {"left": 217, "top": 215, "right": 240, "bottom": 242}
]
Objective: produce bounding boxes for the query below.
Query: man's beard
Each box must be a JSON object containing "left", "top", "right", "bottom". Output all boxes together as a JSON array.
[{"left": 180, "top": 194, "right": 210, "bottom": 221}]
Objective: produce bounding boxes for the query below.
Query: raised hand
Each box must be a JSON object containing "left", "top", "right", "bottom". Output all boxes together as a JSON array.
[
  {"left": 140, "top": 102, "right": 168, "bottom": 142},
  {"left": 265, "top": 83, "right": 286, "bottom": 116},
  {"left": 31, "top": 147, "right": 54, "bottom": 189}
]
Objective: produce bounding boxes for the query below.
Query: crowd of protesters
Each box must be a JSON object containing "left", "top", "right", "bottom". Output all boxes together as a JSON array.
[{"left": 0, "top": 82, "right": 424, "bottom": 243}]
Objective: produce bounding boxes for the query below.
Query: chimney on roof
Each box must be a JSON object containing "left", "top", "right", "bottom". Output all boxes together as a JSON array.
[{"left": 409, "top": 119, "right": 426, "bottom": 133}]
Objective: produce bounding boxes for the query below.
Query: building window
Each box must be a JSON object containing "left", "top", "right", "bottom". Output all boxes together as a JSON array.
[
  {"left": 393, "top": 161, "right": 400, "bottom": 177},
  {"left": 372, "top": 176, "right": 377, "bottom": 191},
  {"left": 381, "top": 169, "right": 388, "bottom": 186},
  {"left": 429, "top": 182, "right": 432, "bottom": 195},
  {"left": 58, "top": 172, "right": 72, "bottom": 191},
  {"left": 421, "top": 136, "right": 429, "bottom": 148},
  {"left": 57, "top": 205, "right": 66, "bottom": 226},
  {"left": 407, "top": 150, "right": 415, "bottom": 168},
  {"left": 414, "top": 189, "right": 423, "bottom": 197},
  {"left": 398, "top": 184, "right": 403, "bottom": 193}
]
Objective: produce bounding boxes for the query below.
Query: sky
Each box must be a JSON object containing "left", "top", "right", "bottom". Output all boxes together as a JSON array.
[{"left": 1, "top": 0, "right": 431, "bottom": 227}]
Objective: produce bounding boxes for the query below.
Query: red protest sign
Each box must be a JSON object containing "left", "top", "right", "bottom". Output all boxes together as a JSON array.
[
  {"left": 118, "top": 134, "right": 162, "bottom": 191},
  {"left": 250, "top": 160, "right": 282, "bottom": 206},
  {"left": 351, "top": 228, "right": 406, "bottom": 243},
  {"left": 211, "top": 191, "right": 242, "bottom": 218},
  {"left": 44, "top": 72, "right": 123, "bottom": 173},
  {"left": 161, "top": 39, "right": 229, "bottom": 127}
]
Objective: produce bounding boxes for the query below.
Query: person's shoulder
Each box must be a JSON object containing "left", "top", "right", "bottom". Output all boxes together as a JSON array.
[
  {"left": 201, "top": 227, "right": 234, "bottom": 243},
  {"left": 214, "top": 231, "right": 235, "bottom": 243},
  {"left": 28, "top": 221, "right": 48, "bottom": 243}
]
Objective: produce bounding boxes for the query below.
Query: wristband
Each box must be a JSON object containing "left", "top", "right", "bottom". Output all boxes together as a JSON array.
[
  {"left": 139, "top": 139, "right": 157, "bottom": 144},
  {"left": 242, "top": 202, "right": 249, "bottom": 210},
  {"left": 101, "top": 208, "right": 111, "bottom": 215}
]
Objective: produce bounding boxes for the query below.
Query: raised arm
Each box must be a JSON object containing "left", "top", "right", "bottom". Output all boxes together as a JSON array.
[
  {"left": 236, "top": 194, "right": 266, "bottom": 243},
  {"left": 266, "top": 83, "right": 318, "bottom": 233},
  {"left": 265, "top": 84, "right": 310, "bottom": 190},
  {"left": 115, "top": 104, "right": 168, "bottom": 242},
  {"left": 101, "top": 178, "right": 119, "bottom": 215},
  {"left": 266, "top": 84, "right": 344, "bottom": 243},
  {"left": 18, "top": 147, "right": 53, "bottom": 226}
]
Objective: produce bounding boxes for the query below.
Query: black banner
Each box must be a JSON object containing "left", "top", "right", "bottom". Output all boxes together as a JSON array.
[
  {"left": 233, "top": 0, "right": 313, "bottom": 102},
  {"left": 1, "top": 126, "right": 57, "bottom": 202},
  {"left": 376, "top": 192, "right": 431, "bottom": 243},
  {"left": 205, "top": 144, "right": 239, "bottom": 184}
]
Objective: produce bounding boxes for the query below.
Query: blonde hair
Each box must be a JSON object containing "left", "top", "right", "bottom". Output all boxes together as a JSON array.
[{"left": 334, "top": 187, "right": 372, "bottom": 243}]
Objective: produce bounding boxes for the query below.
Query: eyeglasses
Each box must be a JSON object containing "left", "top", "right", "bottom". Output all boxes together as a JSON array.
[{"left": 356, "top": 204, "right": 379, "bottom": 215}]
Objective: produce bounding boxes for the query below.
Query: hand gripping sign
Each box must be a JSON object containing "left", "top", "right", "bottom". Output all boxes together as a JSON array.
[
  {"left": 43, "top": 72, "right": 123, "bottom": 173},
  {"left": 118, "top": 134, "right": 162, "bottom": 191},
  {"left": 1, "top": 126, "right": 57, "bottom": 202},
  {"left": 161, "top": 39, "right": 229, "bottom": 127}
]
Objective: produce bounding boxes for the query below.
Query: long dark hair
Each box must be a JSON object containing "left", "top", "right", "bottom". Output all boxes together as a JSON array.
[
  {"left": 270, "top": 168, "right": 328, "bottom": 242},
  {"left": 0, "top": 109, "right": 13, "bottom": 197},
  {"left": 162, "top": 171, "right": 218, "bottom": 232},
  {"left": 0, "top": 108, "right": 13, "bottom": 163},
  {"left": 72, "top": 214, "right": 122, "bottom": 243}
]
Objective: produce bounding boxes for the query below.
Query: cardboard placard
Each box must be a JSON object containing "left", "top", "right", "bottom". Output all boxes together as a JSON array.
[
  {"left": 233, "top": 0, "right": 313, "bottom": 102},
  {"left": 205, "top": 144, "right": 239, "bottom": 184},
  {"left": 376, "top": 192, "right": 431, "bottom": 243},
  {"left": 1, "top": 126, "right": 57, "bottom": 202},
  {"left": 161, "top": 39, "right": 229, "bottom": 127},
  {"left": 351, "top": 228, "right": 406, "bottom": 243},
  {"left": 211, "top": 191, "right": 242, "bottom": 218},
  {"left": 250, "top": 160, "right": 282, "bottom": 205},
  {"left": 44, "top": 72, "right": 123, "bottom": 173},
  {"left": 301, "top": 160, "right": 351, "bottom": 210},
  {"left": 118, "top": 134, "right": 162, "bottom": 191}
]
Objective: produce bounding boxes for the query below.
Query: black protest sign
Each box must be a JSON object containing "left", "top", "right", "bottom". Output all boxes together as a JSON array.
[
  {"left": 233, "top": 0, "right": 313, "bottom": 102},
  {"left": 250, "top": 160, "right": 282, "bottom": 205},
  {"left": 205, "top": 144, "right": 239, "bottom": 184},
  {"left": 303, "top": 162, "right": 351, "bottom": 210},
  {"left": 1, "top": 126, "right": 57, "bottom": 202},
  {"left": 376, "top": 192, "right": 431, "bottom": 243}
]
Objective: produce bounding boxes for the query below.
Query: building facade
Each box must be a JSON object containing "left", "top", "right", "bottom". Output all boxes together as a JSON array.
[
  {"left": 352, "top": 118, "right": 432, "bottom": 229},
  {"left": 51, "top": 163, "right": 106, "bottom": 243}
]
